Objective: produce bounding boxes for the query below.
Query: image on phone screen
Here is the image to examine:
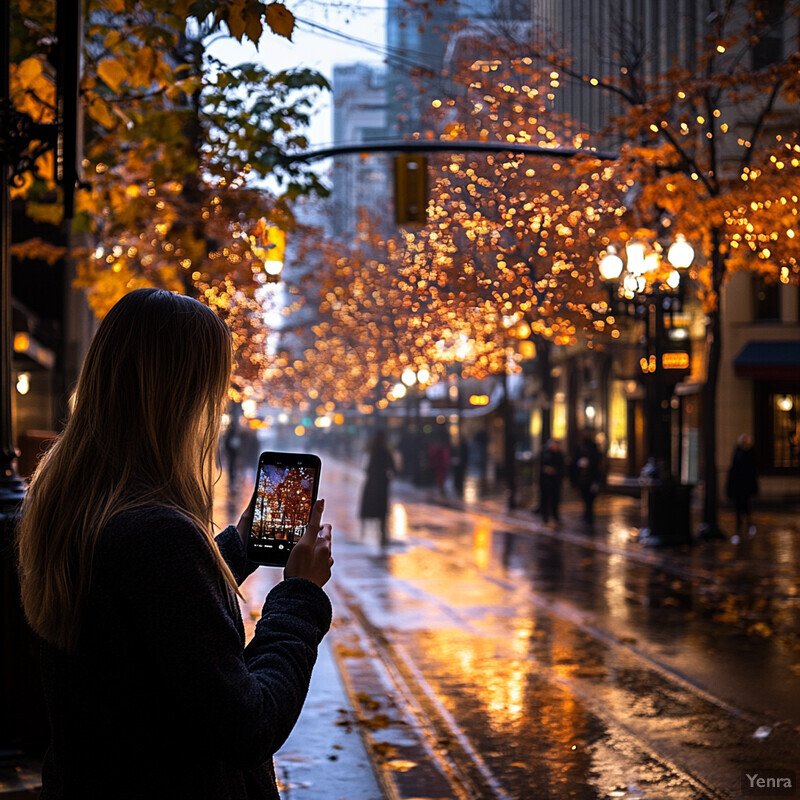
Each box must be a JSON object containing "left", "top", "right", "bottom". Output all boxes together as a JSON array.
[{"left": 248, "top": 453, "right": 320, "bottom": 565}]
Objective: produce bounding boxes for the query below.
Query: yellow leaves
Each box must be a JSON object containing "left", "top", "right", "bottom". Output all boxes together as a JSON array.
[
  {"left": 265, "top": 2, "right": 295, "bottom": 41},
  {"left": 86, "top": 95, "right": 117, "bottom": 129},
  {"left": 14, "top": 57, "right": 43, "bottom": 89},
  {"left": 101, "top": 0, "right": 126, "bottom": 11},
  {"left": 385, "top": 759, "right": 419, "bottom": 773},
  {"left": 26, "top": 200, "right": 63, "bottom": 226},
  {"left": 104, "top": 30, "right": 123, "bottom": 50},
  {"left": 10, "top": 57, "right": 55, "bottom": 122},
  {"left": 35, "top": 150, "right": 56, "bottom": 189},
  {"left": 9, "top": 172, "right": 34, "bottom": 199},
  {"left": 97, "top": 58, "right": 128, "bottom": 93},
  {"left": 132, "top": 47, "right": 157, "bottom": 88}
]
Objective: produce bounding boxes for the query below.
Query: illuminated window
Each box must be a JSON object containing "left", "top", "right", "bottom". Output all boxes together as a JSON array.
[
  {"left": 755, "top": 385, "right": 800, "bottom": 472},
  {"left": 607, "top": 381, "right": 628, "bottom": 459},
  {"left": 771, "top": 392, "right": 799, "bottom": 469}
]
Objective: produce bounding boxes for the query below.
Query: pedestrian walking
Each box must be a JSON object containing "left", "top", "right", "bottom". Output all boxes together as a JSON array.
[
  {"left": 428, "top": 436, "right": 451, "bottom": 495},
  {"left": 538, "top": 438, "right": 565, "bottom": 527},
  {"left": 224, "top": 416, "right": 242, "bottom": 483},
  {"left": 726, "top": 432, "right": 759, "bottom": 533},
  {"left": 359, "top": 429, "right": 397, "bottom": 545},
  {"left": 570, "top": 428, "right": 603, "bottom": 524},
  {"left": 15, "top": 288, "right": 334, "bottom": 800},
  {"left": 450, "top": 437, "right": 469, "bottom": 498}
]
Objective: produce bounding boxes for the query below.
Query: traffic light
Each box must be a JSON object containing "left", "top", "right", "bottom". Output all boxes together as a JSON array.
[
  {"left": 250, "top": 219, "right": 285, "bottom": 283},
  {"left": 393, "top": 154, "right": 428, "bottom": 227}
]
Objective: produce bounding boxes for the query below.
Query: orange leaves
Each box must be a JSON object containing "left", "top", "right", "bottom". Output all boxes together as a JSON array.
[
  {"left": 97, "top": 57, "right": 127, "bottom": 93},
  {"left": 265, "top": 2, "right": 295, "bottom": 41},
  {"left": 96, "top": 46, "right": 164, "bottom": 94},
  {"left": 218, "top": 0, "right": 294, "bottom": 45},
  {"left": 10, "top": 56, "right": 55, "bottom": 123}
]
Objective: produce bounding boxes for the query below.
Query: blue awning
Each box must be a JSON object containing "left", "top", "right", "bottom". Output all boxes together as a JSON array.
[{"left": 733, "top": 340, "right": 800, "bottom": 380}]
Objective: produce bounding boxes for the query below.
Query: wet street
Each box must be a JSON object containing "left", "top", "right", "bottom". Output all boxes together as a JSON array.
[{"left": 220, "top": 453, "right": 800, "bottom": 800}]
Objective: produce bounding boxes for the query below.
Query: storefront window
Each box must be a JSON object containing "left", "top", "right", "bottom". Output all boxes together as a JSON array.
[
  {"left": 772, "top": 392, "right": 799, "bottom": 469},
  {"left": 755, "top": 385, "right": 800, "bottom": 472},
  {"left": 552, "top": 392, "right": 567, "bottom": 441},
  {"left": 607, "top": 381, "right": 628, "bottom": 459}
]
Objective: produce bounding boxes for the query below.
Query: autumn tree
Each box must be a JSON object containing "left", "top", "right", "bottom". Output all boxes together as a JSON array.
[
  {"left": 516, "top": 1, "right": 800, "bottom": 535},
  {"left": 9, "top": 0, "right": 328, "bottom": 401},
  {"left": 312, "top": 1, "right": 799, "bottom": 530},
  {"left": 290, "top": 35, "right": 619, "bottom": 429}
]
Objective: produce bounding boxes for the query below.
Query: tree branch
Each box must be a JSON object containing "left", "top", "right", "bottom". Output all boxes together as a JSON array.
[{"left": 739, "top": 76, "right": 784, "bottom": 171}]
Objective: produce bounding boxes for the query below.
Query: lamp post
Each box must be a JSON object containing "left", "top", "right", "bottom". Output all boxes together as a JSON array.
[
  {"left": 599, "top": 234, "right": 695, "bottom": 546},
  {"left": 499, "top": 314, "right": 532, "bottom": 511},
  {"left": 389, "top": 366, "right": 430, "bottom": 484}
]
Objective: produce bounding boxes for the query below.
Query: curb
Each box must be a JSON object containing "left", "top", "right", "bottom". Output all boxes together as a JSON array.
[{"left": 328, "top": 584, "right": 467, "bottom": 800}]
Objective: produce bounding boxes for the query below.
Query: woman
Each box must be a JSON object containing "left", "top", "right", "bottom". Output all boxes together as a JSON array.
[
  {"left": 726, "top": 432, "right": 758, "bottom": 532},
  {"left": 358, "top": 429, "right": 396, "bottom": 545},
  {"left": 16, "top": 288, "right": 333, "bottom": 799}
]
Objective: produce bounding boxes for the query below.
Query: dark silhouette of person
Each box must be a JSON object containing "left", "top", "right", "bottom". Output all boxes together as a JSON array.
[
  {"left": 538, "top": 438, "right": 565, "bottom": 527},
  {"left": 451, "top": 438, "right": 469, "bottom": 498},
  {"left": 224, "top": 419, "right": 242, "bottom": 484},
  {"left": 428, "top": 436, "right": 451, "bottom": 494},
  {"left": 726, "top": 433, "right": 758, "bottom": 532},
  {"left": 359, "top": 430, "right": 397, "bottom": 545},
  {"left": 570, "top": 429, "right": 603, "bottom": 524}
]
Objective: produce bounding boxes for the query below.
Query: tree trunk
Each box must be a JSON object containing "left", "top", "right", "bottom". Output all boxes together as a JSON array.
[
  {"left": 537, "top": 336, "right": 553, "bottom": 446},
  {"left": 700, "top": 227, "right": 724, "bottom": 538}
]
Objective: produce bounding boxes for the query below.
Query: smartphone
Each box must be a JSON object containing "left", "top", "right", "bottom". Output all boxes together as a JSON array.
[{"left": 247, "top": 451, "right": 322, "bottom": 566}]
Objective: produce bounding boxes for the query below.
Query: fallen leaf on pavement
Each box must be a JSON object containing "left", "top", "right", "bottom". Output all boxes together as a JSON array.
[
  {"left": 385, "top": 759, "right": 418, "bottom": 772},
  {"left": 748, "top": 622, "right": 773, "bottom": 638}
]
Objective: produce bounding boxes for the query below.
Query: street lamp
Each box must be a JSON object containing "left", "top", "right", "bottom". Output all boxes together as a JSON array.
[{"left": 599, "top": 234, "right": 694, "bottom": 546}]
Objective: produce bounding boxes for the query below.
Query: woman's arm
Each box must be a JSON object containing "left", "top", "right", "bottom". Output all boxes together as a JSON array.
[{"left": 105, "top": 509, "right": 332, "bottom": 769}]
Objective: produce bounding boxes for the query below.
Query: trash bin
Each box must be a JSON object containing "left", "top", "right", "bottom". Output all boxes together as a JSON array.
[{"left": 640, "top": 478, "right": 693, "bottom": 546}]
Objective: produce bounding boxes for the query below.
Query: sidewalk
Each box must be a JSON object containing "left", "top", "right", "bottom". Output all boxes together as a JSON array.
[{"left": 459, "top": 477, "right": 800, "bottom": 590}]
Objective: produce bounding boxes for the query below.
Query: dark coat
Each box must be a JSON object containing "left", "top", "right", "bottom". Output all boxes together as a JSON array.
[
  {"left": 726, "top": 445, "right": 758, "bottom": 499},
  {"left": 539, "top": 446, "right": 565, "bottom": 486},
  {"left": 570, "top": 439, "right": 602, "bottom": 489},
  {"left": 359, "top": 444, "right": 396, "bottom": 519},
  {"left": 39, "top": 506, "right": 332, "bottom": 800}
]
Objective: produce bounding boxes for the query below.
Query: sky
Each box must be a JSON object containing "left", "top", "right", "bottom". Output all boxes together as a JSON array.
[{"left": 208, "top": 0, "right": 387, "bottom": 149}]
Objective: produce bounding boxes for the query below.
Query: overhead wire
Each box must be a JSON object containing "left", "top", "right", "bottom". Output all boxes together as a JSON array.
[{"left": 293, "top": 14, "right": 446, "bottom": 72}]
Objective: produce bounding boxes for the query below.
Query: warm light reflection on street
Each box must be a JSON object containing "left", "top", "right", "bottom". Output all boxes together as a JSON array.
[
  {"left": 215, "top": 458, "right": 800, "bottom": 800},
  {"left": 390, "top": 502, "right": 410, "bottom": 542},
  {"left": 472, "top": 515, "right": 493, "bottom": 570}
]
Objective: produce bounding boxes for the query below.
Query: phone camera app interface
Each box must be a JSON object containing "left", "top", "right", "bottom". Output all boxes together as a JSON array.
[{"left": 251, "top": 464, "right": 317, "bottom": 553}]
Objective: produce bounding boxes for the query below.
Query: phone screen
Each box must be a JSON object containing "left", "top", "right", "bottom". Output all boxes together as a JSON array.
[{"left": 247, "top": 452, "right": 321, "bottom": 566}]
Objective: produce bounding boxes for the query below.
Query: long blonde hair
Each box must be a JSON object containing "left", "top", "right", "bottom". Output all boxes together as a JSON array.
[{"left": 17, "top": 288, "right": 238, "bottom": 651}]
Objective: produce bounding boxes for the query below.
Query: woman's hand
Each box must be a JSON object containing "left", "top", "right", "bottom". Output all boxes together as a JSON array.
[{"left": 284, "top": 499, "right": 333, "bottom": 588}]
